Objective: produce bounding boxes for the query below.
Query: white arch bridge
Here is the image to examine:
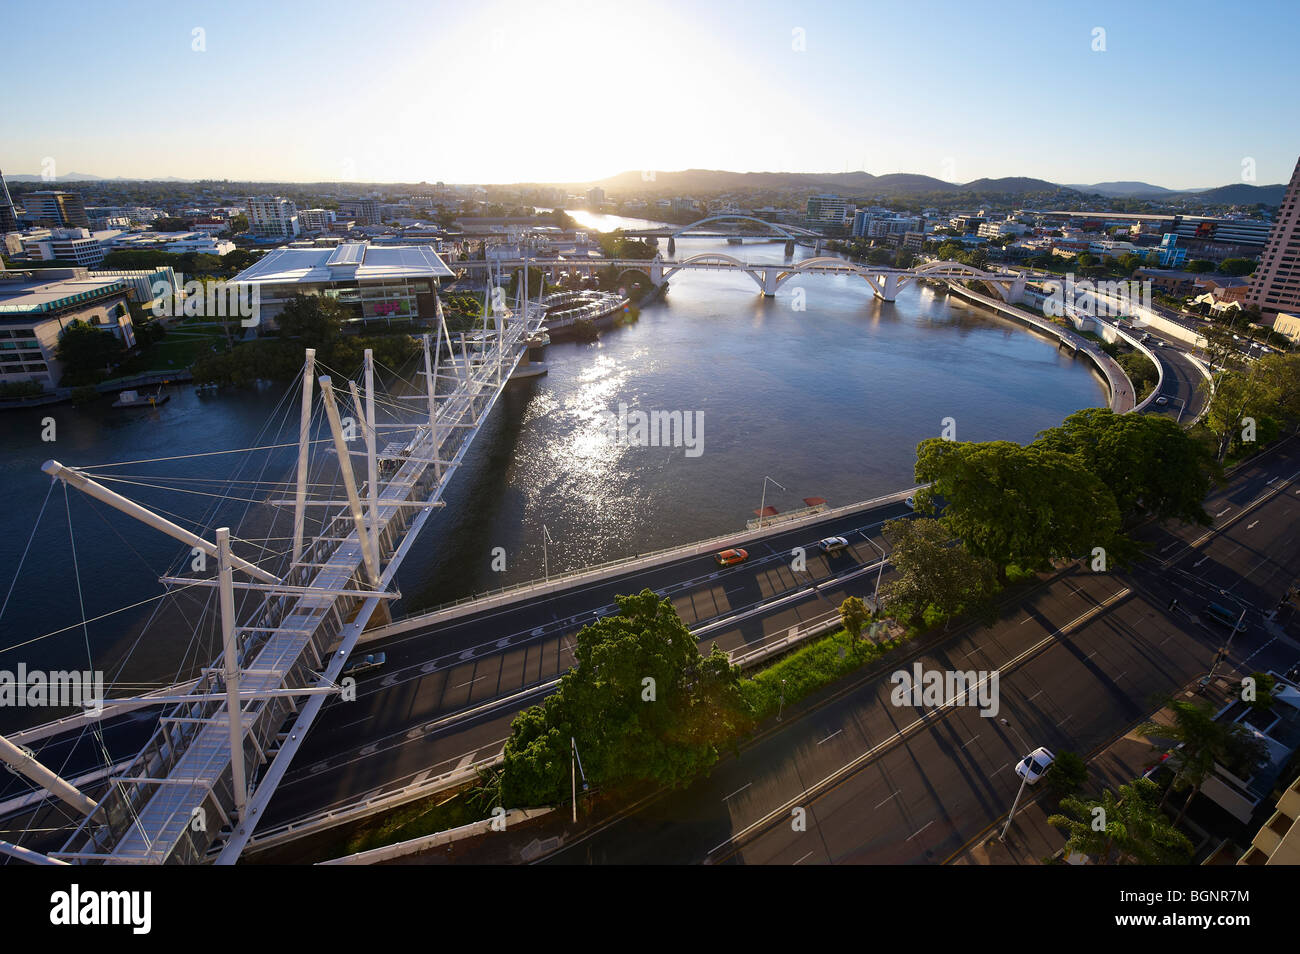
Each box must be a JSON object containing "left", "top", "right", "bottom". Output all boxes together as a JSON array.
[
  {"left": 617, "top": 214, "right": 824, "bottom": 242},
  {"left": 454, "top": 255, "right": 1029, "bottom": 304}
]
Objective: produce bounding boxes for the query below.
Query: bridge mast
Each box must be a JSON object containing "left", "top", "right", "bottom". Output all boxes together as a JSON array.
[{"left": 291, "top": 348, "right": 316, "bottom": 566}]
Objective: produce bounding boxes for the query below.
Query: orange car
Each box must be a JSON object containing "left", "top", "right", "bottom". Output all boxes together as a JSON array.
[{"left": 714, "top": 548, "right": 749, "bottom": 567}]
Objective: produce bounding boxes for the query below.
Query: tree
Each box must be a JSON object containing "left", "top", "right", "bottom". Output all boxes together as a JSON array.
[
  {"left": 1047, "top": 778, "right": 1193, "bottom": 864},
  {"left": 1202, "top": 367, "right": 1273, "bottom": 462},
  {"left": 1076, "top": 252, "right": 1097, "bottom": 268},
  {"left": 1217, "top": 258, "right": 1258, "bottom": 277},
  {"left": 55, "top": 320, "right": 127, "bottom": 385},
  {"left": 1044, "top": 749, "right": 1088, "bottom": 799},
  {"left": 914, "top": 439, "right": 1122, "bottom": 582},
  {"left": 275, "top": 293, "right": 346, "bottom": 347},
  {"left": 1033, "top": 408, "right": 1212, "bottom": 526},
  {"left": 499, "top": 589, "right": 748, "bottom": 806},
  {"left": 1186, "top": 259, "right": 1215, "bottom": 274},
  {"left": 879, "top": 517, "right": 997, "bottom": 624},
  {"left": 1136, "top": 699, "right": 1269, "bottom": 827},
  {"left": 839, "top": 596, "right": 870, "bottom": 646}
]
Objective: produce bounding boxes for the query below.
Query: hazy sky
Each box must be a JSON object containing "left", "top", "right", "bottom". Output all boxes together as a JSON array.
[{"left": 3, "top": 0, "right": 1297, "bottom": 189}]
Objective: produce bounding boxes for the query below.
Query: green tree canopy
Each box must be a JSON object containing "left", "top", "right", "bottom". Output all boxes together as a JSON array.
[
  {"left": 1047, "top": 777, "right": 1193, "bottom": 864},
  {"left": 1033, "top": 408, "right": 1212, "bottom": 526},
  {"left": 55, "top": 320, "right": 127, "bottom": 386},
  {"left": 499, "top": 589, "right": 747, "bottom": 806},
  {"left": 275, "top": 293, "right": 346, "bottom": 347},
  {"left": 879, "top": 517, "right": 996, "bottom": 624},
  {"left": 914, "top": 438, "right": 1122, "bottom": 580}
]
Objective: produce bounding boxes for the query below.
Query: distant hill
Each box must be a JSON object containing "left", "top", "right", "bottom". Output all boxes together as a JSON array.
[
  {"left": 1188, "top": 182, "right": 1287, "bottom": 206},
  {"left": 1069, "top": 181, "right": 1180, "bottom": 197}
]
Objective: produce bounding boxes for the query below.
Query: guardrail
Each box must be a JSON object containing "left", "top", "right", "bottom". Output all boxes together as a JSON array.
[
  {"left": 318, "top": 807, "right": 554, "bottom": 865},
  {"left": 242, "top": 753, "right": 504, "bottom": 856},
  {"left": 363, "top": 484, "right": 923, "bottom": 640}
]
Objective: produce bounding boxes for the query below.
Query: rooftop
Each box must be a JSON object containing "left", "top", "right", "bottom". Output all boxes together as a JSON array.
[
  {"left": 231, "top": 242, "right": 454, "bottom": 285},
  {"left": 0, "top": 275, "right": 126, "bottom": 316}
]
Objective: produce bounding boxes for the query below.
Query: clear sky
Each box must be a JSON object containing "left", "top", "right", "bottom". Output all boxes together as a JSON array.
[{"left": 3, "top": 0, "right": 1297, "bottom": 189}]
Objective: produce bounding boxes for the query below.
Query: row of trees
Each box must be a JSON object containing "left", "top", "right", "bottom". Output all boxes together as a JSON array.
[
  {"left": 891, "top": 409, "right": 1211, "bottom": 615},
  {"left": 192, "top": 293, "right": 421, "bottom": 385},
  {"left": 1201, "top": 351, "right": 1300, "bottom": 461}
]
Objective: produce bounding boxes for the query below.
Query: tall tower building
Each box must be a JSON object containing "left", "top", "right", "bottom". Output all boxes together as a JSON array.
[
  {"left": 23, "top": 190, "right": 90, "bottom": 229},
  {"left": 0, "top": 171, "right": 20, "bottom": 233},
  {"left": 1246, "top": 156, "right": 1300, "bottom": 316}
]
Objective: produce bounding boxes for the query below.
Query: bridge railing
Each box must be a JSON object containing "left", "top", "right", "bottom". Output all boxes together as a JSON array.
[{"left": 369, "top": 484, "right": 923, "bottom": 637}]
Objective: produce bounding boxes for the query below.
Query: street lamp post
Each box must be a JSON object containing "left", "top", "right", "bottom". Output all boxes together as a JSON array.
[
  {"left": 998, "top": 717, "right": 1032, "bottom": 843},
  {"left": 571, "top": 736, "right": 588, "bottom": 824},
  {"left": 1205, "top": 590, "right": 1249, "bottom": 685},
  {"left": 777, "top": 678, "right": 787, "bottom": 722},
  {"left": 759, "top": 476, "right": 786, "bottom": 530},
  {"left": 542, "top": 524, "right": 553, "bottom": 583},
  {"left": 858, "top": 529, "right": 887, "bottom": 614}
]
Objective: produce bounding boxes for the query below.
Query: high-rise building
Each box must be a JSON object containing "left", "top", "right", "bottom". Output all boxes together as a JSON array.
[
  {"left": 806, "top": 194, "right": 853, "bottom": 231},
  {"left": 22, "top": 190, "right": 90, "bottom": 228},
  {"left": 339, "top": 198, "right": 379, "bottom": 226},
  {"left": 586, "top": 187, "right": 606, "bottom": 208},
  {"left": 1246, "top": 156, "right": 1300, "bottom": 316},
  {"left": 246, "top": 196, "right": 301, "bottom": 239},
  {"left": 0, "top": 170, "right": 17, "bottom": 234}
]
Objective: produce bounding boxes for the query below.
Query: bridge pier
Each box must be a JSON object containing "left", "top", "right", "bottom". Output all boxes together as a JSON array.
[
  {"left": 761, "top": 267, "right": 780, "bottom": 297},
  {"left": 879, "top": 273, "right": 902, "bottom": 302},
  {"left": 667, "top": 236, "right": 676, "bottom": 257},
  {"left": 784, "top": 239, "right": 794, "bottom": 257}
]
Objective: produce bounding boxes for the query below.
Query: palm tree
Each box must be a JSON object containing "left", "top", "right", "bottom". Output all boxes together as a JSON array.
[
  {"left": 1137, "top": 699, "right": 1268, "bottom": 827},
  {"left": 1047, "top": 778, "right": 1193, "bottom": 864}
]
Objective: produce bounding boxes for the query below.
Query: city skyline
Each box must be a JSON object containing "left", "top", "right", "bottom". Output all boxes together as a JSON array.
[{"left": 3, "top": 0, "right": 1298, "bottom": 188}]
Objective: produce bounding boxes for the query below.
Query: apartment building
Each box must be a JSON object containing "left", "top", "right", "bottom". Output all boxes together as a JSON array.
[
  {"left": 246, "top": 196, "right": 301, "bottom": 239},
  {"left": 1247, "top": 156, "right": 1300, "bottom": 315}
]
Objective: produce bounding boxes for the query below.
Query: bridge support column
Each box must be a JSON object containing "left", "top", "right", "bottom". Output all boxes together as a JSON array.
[
  {"left": 667, "top": 237, "right": 675, "bottom": 257},
  {"left": 761, "top": 268, "right": 779, "bottom": 297},
  {"left": 784, "top": 239, "right": 794, "bottom": 257},
  {"left": 1006, "top": 276, "right": 1025, "bottom": 304},
  {"left": 649, "top": 263, "right": 664, "bottom": 287},
  {"left": 879, "top": 273, "right": 902, "bottom": 302}
]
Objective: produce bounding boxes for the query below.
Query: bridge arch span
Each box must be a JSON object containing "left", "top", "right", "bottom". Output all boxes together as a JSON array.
[{"left": 669, "top": 215, "right": 819, "bottom": 240}]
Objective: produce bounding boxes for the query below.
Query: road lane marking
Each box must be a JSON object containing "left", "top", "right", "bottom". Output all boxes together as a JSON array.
[
  {"left": 874, "top": 791, "right": 900, "bottom": 809},
  {"left": 1247, "top": 520, "right": 1259, "bottom": 529},
  {"left": 906, "top": 820, "right": 935, "bottom": 842},
  {"left": 960, "top": 734, "right": 981, "bottom": 750},
  {"left": 706, "top": 586, "right": 1132, "bottom": 857},
  {"left": 723, "top": 782, "right": 752, "bottom": 802},
  {"left": 1027, "top": 690, "right": 1044, "bottom": 701},
  {"left": 817, "top": 729, "right": 843, "bottom": 746},
  {"left": 793, "top": 850, "right": 814, "bottom": 865},
  {"left": 1216, "top": 508, "right": 1231, "bottom": 518},
  {"left": 452, "top": 674, "right": 488, "bottom": 689},
  {"left": 1193, "top": 557, "right": 1208, "bottom": 567}
]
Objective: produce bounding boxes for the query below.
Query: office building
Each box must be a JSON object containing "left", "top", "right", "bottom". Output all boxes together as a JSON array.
[
  {"left": 0, "top": 170, "right": 17, "bottom": 234},
  {"left": 0, "top": 270, "right": 135, "bottom": 386},
  {"left": 586, "top": 187, "right": 606, "bottom": 208},
  {"left": 246, "top": 196, "right": 301, "bottom": 239},
  {"left": 339, "top": 198, "right": 380, "bottom": 226},
  {"left": 806, "top": 194, "right": 853, "bottom": 231},
  {"left": 21, "top": 190, "right": 90, "bottom": 228},
  {"left": 1247, "top": 156, "right": 1300, "bottom": 315}
]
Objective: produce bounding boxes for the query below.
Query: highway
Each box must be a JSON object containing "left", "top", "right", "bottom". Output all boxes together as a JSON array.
[{"left": 543, "top": 438, "right": 1300, "bottom": 864}]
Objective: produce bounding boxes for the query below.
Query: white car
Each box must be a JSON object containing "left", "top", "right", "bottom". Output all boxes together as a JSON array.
[
  {"left": 1015, "top": 747, "right": 1055, "bottom": 785},
  {"left": 818, "top": 536, "right": 849, "bottom": 554},
  {"left": 904, "top": 496, "right": 916, "bottom": 510},
  {"left": 1155, "top": 396, "right": 1169, "bottom": 407}
]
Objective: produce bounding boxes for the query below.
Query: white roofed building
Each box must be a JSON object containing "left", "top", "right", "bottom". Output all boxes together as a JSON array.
[{"left": 231, "top": 241, "right": 455, "bottom": 329}]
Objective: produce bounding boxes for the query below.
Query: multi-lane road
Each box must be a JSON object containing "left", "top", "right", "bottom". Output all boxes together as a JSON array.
[{"left": 543, "top": 438, "right": 1300, "bottom": 864}]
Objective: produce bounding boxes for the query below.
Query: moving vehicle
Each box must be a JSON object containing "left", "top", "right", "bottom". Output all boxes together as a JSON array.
[
  {"left": 343, "top": 652, "right": 387, "bottom": 677},
  {"left": 904, "top": 496, "right": 916, "bottom": 510},
  {"left": 818, "top": 536, "right": 849, "bottom": 554},
  {"left": 1015, "top": 747, "right": 1055, "bottom": 785},
  {"left": 1204, "top": 602, "right": 1245, "bottom": 631},
  {"left": 1155, "top": 396, "right": 1169, "bottom": 407},
  {"left": 714, "top": 548, "right": 748, "bottom": 567}
]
